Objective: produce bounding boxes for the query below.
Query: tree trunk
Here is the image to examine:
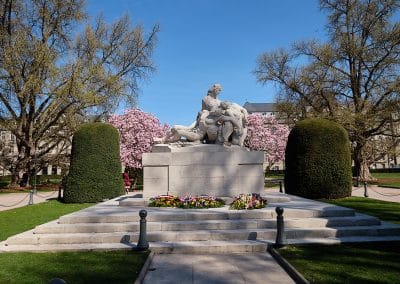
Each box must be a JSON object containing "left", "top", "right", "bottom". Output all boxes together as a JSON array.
[
  {"left": 132, "top": 176, "right": 138, "bottom": 190},
  {"left": 359, "top": 159, "right": 376, "bottom": 182},
  {"left": 353, "top": 143, "right": 362, "bottom": 178},
  {"left": 10, "top": 171, "right": 20, "bottom": 187},
  {"left": 353, "top": 142, "right": 376, "bottom": 182}
]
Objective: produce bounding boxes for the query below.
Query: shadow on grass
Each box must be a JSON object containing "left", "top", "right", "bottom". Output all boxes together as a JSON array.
[
  {"left": 320, "top": 197, "right": 400, "bottom": 224},
  {"left": 0, "top": 250, "right": 149, "bottom": 284},
  {"left": 279, "top": 242, "right": 400, "bottom": 284}
]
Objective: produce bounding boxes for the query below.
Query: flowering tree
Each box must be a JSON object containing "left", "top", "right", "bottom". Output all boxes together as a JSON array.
[
  {"left": 245, "top": 114, "right": 289, "bottom": 170},
  {"left": 109, "top": 109, "right": 168, "bottom": 187}
]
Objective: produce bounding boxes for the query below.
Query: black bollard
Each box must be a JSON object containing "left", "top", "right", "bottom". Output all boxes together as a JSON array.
[
  {"left": 275, "top": 207, "right": 287, "bottom": 248},
  {"left": 279, "top": 181, "right": 283, "bottom": 193},
  {"left": 136, "top": 209, "right": 149, "bottom": 251},
  {"left": 364, "top": 182, "right": 369, "bottom": 197},
  {"left": 28, "top": 189, "right": 34, "bottom": 205},
  {"left": 58, "top": 186, "right": 62, "bottom": 201}
]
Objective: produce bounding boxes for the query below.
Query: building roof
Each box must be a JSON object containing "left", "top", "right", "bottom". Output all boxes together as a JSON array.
[{"left": 243, "top": 102, "right": 276, "bottom": 113}]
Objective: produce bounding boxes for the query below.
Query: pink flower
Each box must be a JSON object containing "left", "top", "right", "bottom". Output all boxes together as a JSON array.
[
  {"left": 244, "top": 114, "right": 289, "bottom": 169},
  {"left": 109, "top": 108, "right": 169, "bottom": 169}
]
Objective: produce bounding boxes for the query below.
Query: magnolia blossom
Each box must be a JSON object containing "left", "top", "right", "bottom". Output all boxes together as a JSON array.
[
  {"left": 245, "top": 114, "right": 289, "bottom": 169},
  {"left": 109, "top": 109, "right": 169, "bottom": 169}
]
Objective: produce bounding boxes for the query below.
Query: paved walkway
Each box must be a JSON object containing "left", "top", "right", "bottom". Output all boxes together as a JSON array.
[
  {"left": 143, "top": 253, "right": 294, "bottom": 284},
  {"left": 266, "top": 185, "right": 400, "bottom": 203},
  {"left": 1, "top": 187, "right": 399, "bottom": 284},
  {"left": 0, "top": 191, "right": 59, "bottom": 211},
  {"left": 351, "top": 185, "right": 400, "bottom": 203}
]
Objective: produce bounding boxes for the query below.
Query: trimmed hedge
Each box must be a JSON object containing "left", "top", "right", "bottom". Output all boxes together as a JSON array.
[
  {"left": 64, "top": 123, "right": 124, "bottom": 203},
  {"left": 284, "top": 118, "right": 352, "bottom": 199},
  {"left": 370, "top": 168, "right": 400, "bottom": 173}
]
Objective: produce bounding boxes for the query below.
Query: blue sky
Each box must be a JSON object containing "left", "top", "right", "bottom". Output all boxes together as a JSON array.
[{"left": 86, "top": 0, "right": 327, "bottom": 125}]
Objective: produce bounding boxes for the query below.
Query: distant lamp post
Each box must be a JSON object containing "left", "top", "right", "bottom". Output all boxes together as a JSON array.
[{"left": 33, "top": 144, "right": 38, "bottom": 194}]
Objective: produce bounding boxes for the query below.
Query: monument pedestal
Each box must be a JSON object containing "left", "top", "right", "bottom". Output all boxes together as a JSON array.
[{"left": 142, "top": 144, "right": 264, "bottom": 198}]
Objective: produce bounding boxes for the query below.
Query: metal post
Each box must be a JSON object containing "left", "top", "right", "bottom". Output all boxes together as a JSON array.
[
  {"left": 58, "top": 185, "right": 62, "bottom": 201},
  {"left": 279, "top": 181, "right": 283, "bottom": 193},
  {"left": 28, "top": 189, "right": 34, "bottom": 205},
  {"left": 33, "top": 147, "right": 37, "bottom": 194},
  {"left": 364, "top": 182, "right": 369, "bottom": 197},
  {"left": 136, "top": 209, "right": 149, "bottom": 251},
  {"left": 275, "top": 207, "right": 287, "bottom": 248}
]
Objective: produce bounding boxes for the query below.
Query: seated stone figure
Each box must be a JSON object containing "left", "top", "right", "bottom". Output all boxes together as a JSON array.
[{"left": 163, "top": 83, "right": 248, "bottom": 146}]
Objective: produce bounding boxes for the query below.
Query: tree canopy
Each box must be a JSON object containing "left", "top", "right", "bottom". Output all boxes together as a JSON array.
[
  {"left": 109, "top": 108, "right": 168, "bottom": 169},
  {"left": 254, "top": 0, "right": 400, "bottom": 180},
  {"left": 0, "top": 0, "right": 159, "bottom": 184},
  {"left": 245, "top": 113, "right": 289, "bottom": 170}
]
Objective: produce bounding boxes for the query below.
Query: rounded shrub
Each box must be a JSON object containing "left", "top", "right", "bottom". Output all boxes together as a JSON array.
[
  {"left": 284, "top": 118, "right": 352, "bottom": 199},
  {"left": 64, "top": 123, "right": 124, "bottom": 203}
]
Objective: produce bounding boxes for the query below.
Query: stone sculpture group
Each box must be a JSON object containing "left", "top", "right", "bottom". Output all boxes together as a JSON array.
[
  {"left": 163, "top": 84, "right": 248, "bottom": 146},
  {"left": 143, "top": 83, "right": 263, "bottom": 198}
]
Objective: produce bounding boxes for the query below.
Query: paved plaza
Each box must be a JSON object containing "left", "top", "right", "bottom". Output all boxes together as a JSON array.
[
  {"left": 0, "top": 190, "right": 58, "bottom": 211},
  {"left": 0, "top": 186, "right": 400, "bottom": 284}
]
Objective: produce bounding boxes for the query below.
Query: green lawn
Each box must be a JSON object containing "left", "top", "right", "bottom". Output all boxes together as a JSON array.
[
  {"left": 0, "top": 200, "right": 92, "bottom": 241},
  {"left": 372, "top": 172, "right": 400, "bottom": 188},
  {"left": 264, "top": 173, "right": 284, "bottom": 188},
  {"left": 278, "top": 242, "right": 400, "bottom": 284},
  {"left": 0, "top": 250, "right": 149, "bottom": 284},
  {"left": 279, "top": 197, "right": 400, "bottom": 283},
  {"left": 320, "top": 197, "right": 400, "bottom": 224},
  {"left": 0, "top": 200, "right": 149, "bottom": 283}
]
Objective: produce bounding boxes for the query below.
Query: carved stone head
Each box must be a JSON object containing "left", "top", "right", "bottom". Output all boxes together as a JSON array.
[{"left": 207, "top": 84, "right": 222, "bottom": 98}]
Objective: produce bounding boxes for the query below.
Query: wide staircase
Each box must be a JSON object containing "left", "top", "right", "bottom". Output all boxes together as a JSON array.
[{"left": 1, "top": 193, "right": 400, "bottom": 253}]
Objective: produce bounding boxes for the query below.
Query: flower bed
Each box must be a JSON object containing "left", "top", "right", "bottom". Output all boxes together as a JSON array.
[
  {"left": 148, "top": 194, "right": 225, "bottom": 209},
  {"left": 229, "top": 193, "right": 267, "bottom": 210}
]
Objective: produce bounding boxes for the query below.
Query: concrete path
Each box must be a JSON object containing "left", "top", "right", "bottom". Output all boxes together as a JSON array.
[
  {"left": 351, "top": 185, "right": 400, "bottom": 203},
  {"left": 267, "top": 185, "right": 400, "bottom": 203},
  {"left": 143, "top": 253, "right": 294, "bottom": 284},
  {"left": 0, "top": 191, "right": 58, "bottom": 211}
]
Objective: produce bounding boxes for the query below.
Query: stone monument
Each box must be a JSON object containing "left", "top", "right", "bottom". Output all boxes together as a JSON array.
[{"left": 142, "top": 84, "right": 264, "bottom": 198}]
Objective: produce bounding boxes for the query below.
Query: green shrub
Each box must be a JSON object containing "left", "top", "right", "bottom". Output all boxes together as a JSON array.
[
  {"left": 284, "top": 118, "right": 352, "bottom": 199},
  {"left": 64, "top": 123, "right": 124, "bottom": 203},
  {"left": 0, "top": 176, "right": 10, "bottom": 189}
]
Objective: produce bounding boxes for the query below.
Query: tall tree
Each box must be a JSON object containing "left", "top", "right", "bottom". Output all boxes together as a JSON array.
[
  {"left": 245, "top": 113, "right": 289, "bottom": 170},
  {"left": 0, "top": 0, "right": 159, "bottom": 185},
  {"left": 254, "top": 0, "right": 400, "bottom": 180},
  {"left": 109, "top": 108, "right": 168, "bottom": 189}
]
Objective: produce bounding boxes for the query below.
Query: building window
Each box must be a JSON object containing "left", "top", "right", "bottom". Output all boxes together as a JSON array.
[{"left": 52, "top": 166, "right": 58, "bottom": 175}]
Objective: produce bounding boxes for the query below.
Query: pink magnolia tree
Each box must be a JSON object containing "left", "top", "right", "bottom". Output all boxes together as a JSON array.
[
  {"left": 109, "top": 109, "right": 168, "bottom": 187},
  {"left": 245, "top": 114, "right": 290, "bottom": 170}
]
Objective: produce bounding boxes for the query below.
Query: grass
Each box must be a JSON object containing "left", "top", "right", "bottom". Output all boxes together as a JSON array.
[
  {"left": 0, "top": 175, "right": 62, "bottom": 189},
  {"left": 372, "top": 172, "right": 400, "bottom": 188},
  {"left": 0, "top": 199, "right": 149, "bottom": 284},
  {"left": 0, "top": 200, "right": 92, "bottom": 241},
  {"left": 278, "top": 242, "right": 400, "bottom": 284},
  {"left": 264, "top": 173, "right": 284, "bottom": 188},
  {"left": 320, "top": 197, "right": 400, "bottom": 224},
  {"left": 0, "top": 250, "right": 149, "bottom": 284},
  {"left": 282, "top": 197, "right": 400, "bottom": 282}
]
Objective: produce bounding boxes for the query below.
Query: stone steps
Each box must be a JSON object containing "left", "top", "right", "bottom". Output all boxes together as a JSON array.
[
  {"left": 57, "top": 207, "right": 355, "bottom": 224},
  {"left": 2, "top": 193, "right": 400, "bottom": 253},
  {"left": 33, "top": 215, "right": 380, "bottom": 234},
  {"left": 118, "top": 194, "right": 292, "bottom": 207},
  {"left": 6, "top": 223, "right": 399, "bottom": 246},
  {"left": 0, "top": 240, "right": 269, "bottom": 254}
]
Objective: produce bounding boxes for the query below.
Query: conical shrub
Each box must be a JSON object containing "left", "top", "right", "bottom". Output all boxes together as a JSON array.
[
  {"left": 284, "top": 118, "right": 352, "bottom": 199},
  {"left": 64, "top": 123, "right": 124, "bottom": 203}
]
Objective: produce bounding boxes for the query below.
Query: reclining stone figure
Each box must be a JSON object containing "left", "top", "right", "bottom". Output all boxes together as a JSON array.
[{"left": 163, "top": 83, "right": 248, "bottom": 146}]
